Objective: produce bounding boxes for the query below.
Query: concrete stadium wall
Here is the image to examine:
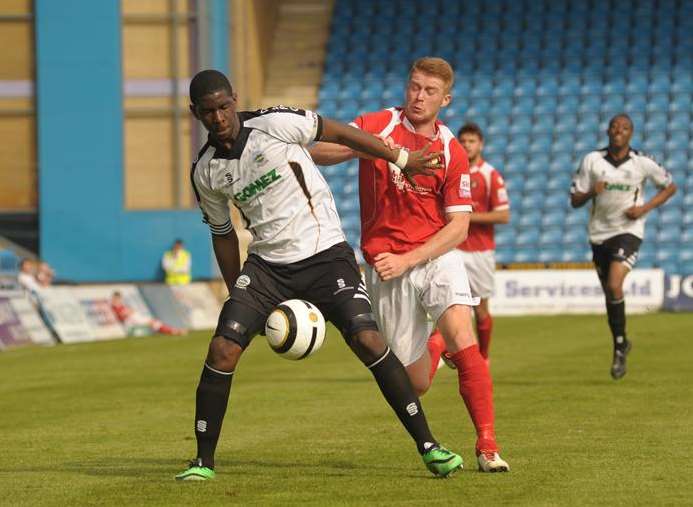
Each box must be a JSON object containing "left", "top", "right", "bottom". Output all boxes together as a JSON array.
[{"left": 34, "top": 0, "right": 230, "bottom": 282}]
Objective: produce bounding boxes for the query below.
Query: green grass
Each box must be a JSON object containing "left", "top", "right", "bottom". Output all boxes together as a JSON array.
[{"left": 1, "top": 313, "right": 692, "bottom": 506}]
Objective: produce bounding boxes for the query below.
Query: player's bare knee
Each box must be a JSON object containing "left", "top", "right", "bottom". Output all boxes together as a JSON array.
[
  {"left": 606, "top": 283, "right": 624, "bottom": 302},
  {"left": 445, "top": 330, "right": 477, "bottom": 353},
  {"left": 411, "top": 378, "right": 431, "bottom": 397},
  {"left": 207, "top": 335, "right": 243, "bottom": 371}
]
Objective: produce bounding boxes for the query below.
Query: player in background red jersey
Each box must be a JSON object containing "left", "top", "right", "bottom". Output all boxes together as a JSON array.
[
  {"left": 429, "top": 123, "right": 510, "bottom": 372},
  {"left": 310, "top": 58, "right": 509, "bottom": 472}
]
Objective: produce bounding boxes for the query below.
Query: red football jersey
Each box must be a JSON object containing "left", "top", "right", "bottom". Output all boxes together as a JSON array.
[
  {"left": 459, "top": 159, "right": 509, "bottom": 252},
  {"left": 351, "top": 108, "right": 472, "bottom": 265}
]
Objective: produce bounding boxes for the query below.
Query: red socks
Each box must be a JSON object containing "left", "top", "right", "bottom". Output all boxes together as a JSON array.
[
  {"left": 427, "top": 329, "right": 447, "bottom": 383},
  {"left": 448, "top": 344, "right": 498, "bottom": 454},
  {"left": 476, "top": 315, "right": 493, "bottom": 359}
]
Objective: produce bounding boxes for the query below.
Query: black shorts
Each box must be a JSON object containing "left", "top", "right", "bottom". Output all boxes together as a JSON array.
[
  {"left": 214, "top": 242, "right": 377, "bottom": 348},
  {"left": 590, "top": 233, "right": 642, "bottom": 281}
]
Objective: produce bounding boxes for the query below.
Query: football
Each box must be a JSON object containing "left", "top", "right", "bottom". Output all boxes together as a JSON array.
[{"left": 265, "top": 299, "right": 326, "bottom": 360}]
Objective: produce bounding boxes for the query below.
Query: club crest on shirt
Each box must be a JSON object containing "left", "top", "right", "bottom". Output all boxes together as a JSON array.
[
  {"left": 387, "top": 162, "right": 433, "bottom": 195},
  {"left": 224, "top": 172, "right": 239, "bottom": 186},
  {"left": 252, "top": 151, "right": 268, "bottom": 167}
]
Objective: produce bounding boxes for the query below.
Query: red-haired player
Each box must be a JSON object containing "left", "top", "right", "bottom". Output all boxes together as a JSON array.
[{"left": 310, "top": 57, "right": 509, "bottom": 472}]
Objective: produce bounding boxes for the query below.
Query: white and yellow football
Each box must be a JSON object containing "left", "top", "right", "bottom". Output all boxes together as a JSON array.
[{"left": 265, "top": 299, "right": 326, "bottom": 360}]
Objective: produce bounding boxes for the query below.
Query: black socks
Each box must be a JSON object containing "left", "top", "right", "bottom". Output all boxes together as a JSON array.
[
  {"left": 606, "top": 298, "right": 627, "bottom": 351},
  {"left": 367, "top": 348, "right": 437, "bottom": 455},
  {"left": 195, "top": 363, "right": 234, "bottom": 469}
]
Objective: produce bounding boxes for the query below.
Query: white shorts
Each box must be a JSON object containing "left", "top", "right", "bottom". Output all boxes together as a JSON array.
[
  {"left": 364, "top": 249, "right": 479, "bottom": 366},
  {"left": 460, "top": 250, "right": 496, "bottom": 299}
]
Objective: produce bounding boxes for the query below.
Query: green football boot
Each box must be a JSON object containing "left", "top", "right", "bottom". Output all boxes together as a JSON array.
[
  {"left": 175, "top": 458, "right": 216, "bottom": 481},
  {"left": 422, "top": 445, "right": 464, "bottom": 477}
]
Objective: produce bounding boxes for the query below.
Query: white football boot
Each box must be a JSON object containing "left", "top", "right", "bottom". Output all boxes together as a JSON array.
[{"left": 477, "top": 451, "right": 510, "bottom": 472}]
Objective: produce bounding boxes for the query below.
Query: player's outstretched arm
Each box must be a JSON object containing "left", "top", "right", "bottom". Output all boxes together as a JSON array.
[
  {"left": 318, "top": 118, "right": 442, "bottom": 182},
  {"left": 625, "top": 182, "right": 677, "bottom": 219},
  {"left": 307, "top": 141, "right": 357, "bottom": 166},
  {"left": 212, "top": 230, "right": 241, "bottom": 295}
]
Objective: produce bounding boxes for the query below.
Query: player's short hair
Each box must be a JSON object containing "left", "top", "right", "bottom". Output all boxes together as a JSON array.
[
  {"left": 608, "top": 113, "right": 634, "bottom": 129},
  {"left": 409, "top": 57, "right": 454, "bottom": 93},
  {"left": 189, "top": 69, "right": 233, "bottom": 105},
  {"left": 457, "top": 122, "right": 484, "bottom": 141}
]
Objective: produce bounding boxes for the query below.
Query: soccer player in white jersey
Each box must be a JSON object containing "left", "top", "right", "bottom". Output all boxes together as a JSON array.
[
  {"left": 428, "top": 123, "right": 509, "bottom": 371},
  {"left": 310, "top": 57, "right": 509, "bottom": 472},
  {"left": 175, "top": 70, "right": 464, "bottom": 481},
  {"left": 571, "top": 114, "right": 677, "bottom": 379}
]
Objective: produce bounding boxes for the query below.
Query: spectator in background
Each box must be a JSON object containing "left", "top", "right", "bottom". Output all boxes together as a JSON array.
[
  {"left": 110, "top": 291, "right": 185, "bottom": 336},
  {"left": 17, "top": 259, "right": 41, "bottom": 299},
  {"left": 36, "top": 261, "right": 55, "bottom": 287},
  {"left": 570, "top": 113, "right": 677, "bottom": 380},
  {"left": 162, "top": 239, "right": 192, "bottom": 285}
]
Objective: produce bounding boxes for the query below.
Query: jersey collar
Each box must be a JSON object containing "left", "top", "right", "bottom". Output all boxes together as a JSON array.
[
  {"left": 208, "top": 113, "right": 251, "bottom": 160},
  {"left": 399, "top": 109, "right": 441, "bottom": 140},
  {"left": 469, "top": 158, "right": 484, "bottom": 173},
  {"left": 603, "top": 147, "right": 633, "bottom": 168}
]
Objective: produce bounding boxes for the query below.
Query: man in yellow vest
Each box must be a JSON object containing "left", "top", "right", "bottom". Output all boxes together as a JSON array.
[{"left": 162, "top": 239, "right": 192, "bottom": 285}]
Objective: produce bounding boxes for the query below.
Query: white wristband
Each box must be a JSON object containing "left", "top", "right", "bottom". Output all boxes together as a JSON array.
[{"left": 394, "top": 148, "right": 409, "bottom": 169}]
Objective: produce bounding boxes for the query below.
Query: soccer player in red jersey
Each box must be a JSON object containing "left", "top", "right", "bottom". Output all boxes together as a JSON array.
[
  {"left": 310, "top": 57, "right": 509, "bottom": 472},
  {"left": 428, "top": 123, "right": 509, "bottom": 370}
]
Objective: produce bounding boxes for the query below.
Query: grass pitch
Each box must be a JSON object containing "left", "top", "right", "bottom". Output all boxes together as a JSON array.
[{"left": 1, "top": 312, "right": 692, "bottom": 506}]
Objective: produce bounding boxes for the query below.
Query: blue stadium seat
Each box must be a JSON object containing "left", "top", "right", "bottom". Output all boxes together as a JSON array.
[
  {"left": 509, "top": 116, "right": 533, "bottom": 135},
  {"left": 539, "top": 227, "right": 563, "bottom": 246},
  {"left": 540, "top": 210, "right": 566, "bottom": 228},
  {"left": 560, "top": 248, "right": 591, "bottom": 263},
  {"left": 564, "top": 211, "right": 589, "bottom": 227},
  {"left": 529, "top": 134, "right": 553, "bottom": 153},
  {"left": 489, "top": 97, "right": 513, "bottom": 116},
  {"left": 656, "top": 227, "right": 682, "bottom": 244},
  {"left": 664, "top": 150, "right": 688, "bottom": 171},
  {"left": 658, "top": 208, "right": 683, "bottom": 226},
  {"left": 512, "top": 248, "right": 539, "bottom": 263},
  {"left": 539, "top": 246, "right": 565, "bottom": 263},
  {"left": 495, "top": 247, "right": 513, "bottom": 264},
  {"left": 680, "top": 248, "right": 693, "bottom": 266},
  {"left": 523, "top": 177, "right": 547, "bottom": 193},
  {"left": 642, "top": 131, "right": 667, "bottom": 153},
  {"left": 516, "top": 206, "right": 542, "bottom": 225},
  {"left": 503, "top": 176, "right": 523, "bottom": 194},
  {"left": 534, "top": 97, "right": 558, "bottom": 115}
]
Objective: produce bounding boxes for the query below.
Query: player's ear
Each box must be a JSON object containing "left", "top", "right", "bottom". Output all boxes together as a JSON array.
[
  {"left": 190, "top": 103, "right": 199, "bottom": 120},
  {"left": 441, "top": 93, "right": 452, "bottom": 107}
]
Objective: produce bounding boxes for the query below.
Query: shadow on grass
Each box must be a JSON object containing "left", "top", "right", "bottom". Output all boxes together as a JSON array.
[{"left": 10, "top": 456, "right": 436, "bottom": 480}]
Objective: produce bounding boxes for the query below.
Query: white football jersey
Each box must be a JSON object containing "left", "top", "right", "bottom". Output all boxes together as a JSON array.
[
  {"left": 571, "top": 148, "right": 673, "bottom": 244},
  {"left": 191, "top": 106, "right": 345, "bottom": 264}
]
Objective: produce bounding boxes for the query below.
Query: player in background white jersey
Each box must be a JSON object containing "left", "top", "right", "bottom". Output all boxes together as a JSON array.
[
  {"left": 570, "top": 114, "right": 676, "bottom": 379},
  {"left": 176, "top": 70, "right": 465, "bottom": 481}
]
